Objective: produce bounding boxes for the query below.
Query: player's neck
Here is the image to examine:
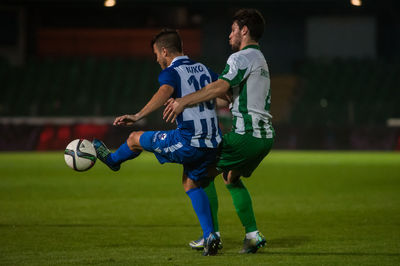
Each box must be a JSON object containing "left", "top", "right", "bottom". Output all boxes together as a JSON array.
[
  {"left": 240, "top": 39, "right": 258, "bottom": 50},
  {"left": 166, "top": 53, "right": 184, "bottom": 66}
]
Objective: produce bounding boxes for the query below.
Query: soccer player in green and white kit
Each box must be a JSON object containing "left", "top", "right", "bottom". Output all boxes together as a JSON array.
[{"left": 164, "top": 9, "right": 274, "bottom": 253}]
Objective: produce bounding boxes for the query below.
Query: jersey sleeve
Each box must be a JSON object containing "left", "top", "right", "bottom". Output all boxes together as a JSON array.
[
  {"left": 158, "top": 68, "right": 178, "bottom": 89},
  {"left": 218, "top": 53, "right": 249, "bottom": 87}
]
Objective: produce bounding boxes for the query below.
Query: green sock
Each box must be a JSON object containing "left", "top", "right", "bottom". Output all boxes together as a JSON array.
[
  {"left": 226, "top": 179, "right": 257, "bottom": 233},
  {"left": 203, "top": 180, "right": 219, "bottom": 232}
]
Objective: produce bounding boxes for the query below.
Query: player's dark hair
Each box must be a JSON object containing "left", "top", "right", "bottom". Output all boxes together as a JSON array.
[
  {"left": 151, "top": 29, "right": 183, "bottom": 54},
  {"left": 233, "top": 8, "right": 265, "bottom": 42}
]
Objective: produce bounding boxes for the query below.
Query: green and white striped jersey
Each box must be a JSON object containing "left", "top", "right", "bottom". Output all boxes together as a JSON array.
[{"left": 219, "top": 45, "right": 273, "bottom": 139}]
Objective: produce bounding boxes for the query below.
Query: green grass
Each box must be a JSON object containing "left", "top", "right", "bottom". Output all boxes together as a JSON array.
[{"left": 0, "top": 151, "right": 399, "bottom": 265}]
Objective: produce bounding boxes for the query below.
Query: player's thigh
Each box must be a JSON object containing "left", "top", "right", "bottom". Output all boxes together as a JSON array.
[
  {"left": 139, "top": 130, "right": 195, "bottom": 164},
  {"left": 240, "top": 135, "right": 273, "bottom": 177},
  {"left": 217, "top": 132, "right": 273, "bottom": 177},
  {"left": 183, "top": 148, "right": 218, "bottom": 182},
  {"left": 216, "top": 132, "right": 249, "bottom": 171},
  {"left": 139, "top": 130, "right": 176, "bottom": 158}
]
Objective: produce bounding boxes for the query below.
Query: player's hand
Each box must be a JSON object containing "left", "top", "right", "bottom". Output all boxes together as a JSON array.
[
  {"left": 113, "top": 114, "right": 140, "bottom": 126},
  {"left": 163, "top": 98, "right": 184, "bottom": 123}
]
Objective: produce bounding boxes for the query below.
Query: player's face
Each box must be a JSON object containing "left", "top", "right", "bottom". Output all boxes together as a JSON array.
[
  {"left": 229, "top": 22, "right": 242, "bottom": 52},
  {"left": 153, "top": 44, "right": 168, "bottom": 69}
]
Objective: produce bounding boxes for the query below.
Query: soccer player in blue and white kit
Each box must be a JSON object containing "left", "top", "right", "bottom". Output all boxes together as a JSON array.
[{"left": 92, "top": 29, "right": 221, "bottom": 256}]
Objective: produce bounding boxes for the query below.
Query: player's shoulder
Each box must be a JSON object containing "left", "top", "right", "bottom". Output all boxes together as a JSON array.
[
  {"left": 158, "top": 65, "right": 180, "bottom": 87},
  {"left": 173, "top": 57, "right": 214, "bottom": 75},
  {"left": 178, "top": 58, "right": 209, "bottom": 72},
  {"left": 169, "top": 57, "right": 199, "bottom": 73},
  {"left": 229, "top": 47, "right": 265, "bottom": 66},
  {"left": 227, "top": 50, "right": 250, "bottom": 68},
  {"left": 171, "top": 56, "right": 197, "bottom": 68},
  {"left": 159, "top": 64, "right": 178, "bottom": 77}
]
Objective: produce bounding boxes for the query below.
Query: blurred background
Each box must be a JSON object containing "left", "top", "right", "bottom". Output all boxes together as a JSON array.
[{"left": 0, "top": 0, "right": 399, "bottom": 151}]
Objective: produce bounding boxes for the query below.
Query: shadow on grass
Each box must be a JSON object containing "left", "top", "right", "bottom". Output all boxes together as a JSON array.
[
  {"left": 266, "top": 251, "right": 400, "bottom": 257},
  {"left": 267, "top": 236, "right": 311, "bottom": 248},
  {"left": 265, "top": 236, "right": 399, "bottom": 257},
  {"left": 0, "top": 223, "right": 197, "bottom": 228}
]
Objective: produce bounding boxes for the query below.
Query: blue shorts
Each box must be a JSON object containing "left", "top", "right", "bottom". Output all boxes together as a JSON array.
[{"left": 139, "top": 130, "right": 218, "bottom": 181}]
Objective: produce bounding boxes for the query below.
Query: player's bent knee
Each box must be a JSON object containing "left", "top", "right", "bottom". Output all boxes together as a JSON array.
[{"left": 127, "top": 131, "right": 144, "bottom": 150}]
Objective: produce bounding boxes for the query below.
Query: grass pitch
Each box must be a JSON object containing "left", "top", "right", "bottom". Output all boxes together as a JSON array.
[{"left": 0, "top": 151, "right": 399, "bottom": 265}]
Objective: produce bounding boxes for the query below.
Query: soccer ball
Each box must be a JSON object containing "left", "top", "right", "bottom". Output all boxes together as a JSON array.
[{"left": 64, "top": 139, "right": 97, "bottom": 171}]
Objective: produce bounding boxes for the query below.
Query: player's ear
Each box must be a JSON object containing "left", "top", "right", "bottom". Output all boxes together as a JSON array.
[
  {"left": 161, "top": 47, "right": 168, "bottom": 57},
  {"left": 241, "top": 25, "right": 249, "bottom": 36}
]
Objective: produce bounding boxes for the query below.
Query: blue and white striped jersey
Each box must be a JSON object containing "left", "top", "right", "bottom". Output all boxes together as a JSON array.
[{"left": 158, "top": 56, "right": 222, "bottom": 148}]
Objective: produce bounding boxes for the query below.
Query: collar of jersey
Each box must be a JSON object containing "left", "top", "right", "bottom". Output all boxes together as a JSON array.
[
  {"left": 169, "top": 55, "right": 189, "bottom": 67},
  {"left": 241, "top": 44, "right": 260, "bottom": 51}
]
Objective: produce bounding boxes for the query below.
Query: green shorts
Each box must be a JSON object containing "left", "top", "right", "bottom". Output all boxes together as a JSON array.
[{"left": 216, "top": 132, "right": 274, "bottom": 177}]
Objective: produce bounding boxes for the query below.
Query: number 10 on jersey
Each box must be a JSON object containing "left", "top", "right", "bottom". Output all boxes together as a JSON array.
[{"left": 187, "top": 74, "right": 214, "bottom": 112}]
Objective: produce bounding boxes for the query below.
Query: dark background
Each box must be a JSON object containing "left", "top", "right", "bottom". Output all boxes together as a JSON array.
[{"left": 0, "top": 0, "right": 399, "bottom": 150}]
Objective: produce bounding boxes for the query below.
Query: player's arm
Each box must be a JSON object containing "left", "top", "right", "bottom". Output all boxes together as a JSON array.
[
  {"left": 163, "top": 79, "right": 230, "bottom": 123},
  {"left": 114, "top": 84, "right": 174, "bottom": 126},
  {"left": 185, "top": 79, "right": 230, "bottom": 106},
  {"left": 217, "top": 92, "right": 232, "bottom": 107},
  {"left": 216, "top": 98, "right": 229, "bottom": 108}
]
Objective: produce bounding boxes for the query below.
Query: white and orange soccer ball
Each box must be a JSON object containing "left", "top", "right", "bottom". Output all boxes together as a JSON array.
[{"left": 64, "top": 139, "right": 97, "bottom": 171}]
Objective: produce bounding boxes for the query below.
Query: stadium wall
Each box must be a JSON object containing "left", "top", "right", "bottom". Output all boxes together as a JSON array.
[
  {"left": 36, "top": 28, "right": 202, "bottom": 57},
  {"left": 1, "top": 119, "right": 399, "bottom": 151}
]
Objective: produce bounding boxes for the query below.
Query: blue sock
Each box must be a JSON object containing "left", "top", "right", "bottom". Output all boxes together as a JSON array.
[
  {"left": 107, "top": 141, "right": 141, "bottom": 166},
  {"left": 186, "top": 187, "right": 214, "bottom": 239}
]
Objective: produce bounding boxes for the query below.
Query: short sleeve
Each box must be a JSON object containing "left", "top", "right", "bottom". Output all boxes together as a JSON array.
[
  {"left": 158, "top": 68, "right": 178, "bottom": 88},
  {"left": 218, "top": 53, "right": 248, "bottom": 87}
]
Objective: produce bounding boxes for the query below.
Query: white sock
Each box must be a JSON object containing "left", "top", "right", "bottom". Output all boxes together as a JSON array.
[
  {"left": 216, "top": 231, "right": 221, "bottom": 237},
  {"left": 245, "top": 230, "right": 259, "bottom": 239}
]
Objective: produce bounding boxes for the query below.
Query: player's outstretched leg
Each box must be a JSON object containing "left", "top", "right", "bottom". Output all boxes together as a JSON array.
[
  {"left": 93, "top": 139, "right": 121, "bottom": 171},
  {"left": 239, "top": 231, "right": 266, "bottom": 254},
  {"left": 93, "top": 139, "right": 142, "bottom": 171}
]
